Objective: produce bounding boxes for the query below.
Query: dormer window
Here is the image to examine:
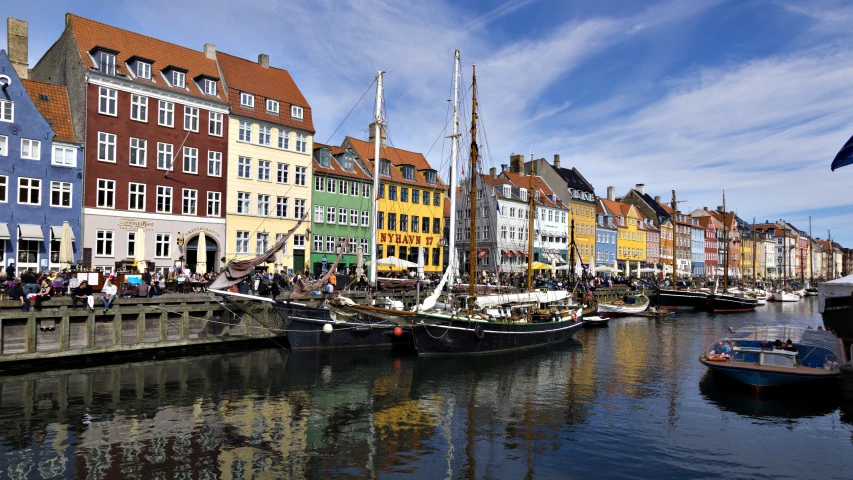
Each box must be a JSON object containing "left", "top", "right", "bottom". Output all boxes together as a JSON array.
[
  {"left": 425, "top": 170, "right": 437, "bottom": 185},
  {"left": 379, "top": 159, "right": 391, "bottom": 176},
  {"left": 502, "top": 185, "right": 511, "bottom": 197},
  {"left": 534, "top": 191, "right": 541, "bottom": 201},
  {"left": 266, "top": 99, "right": 279, "bottom": 114},
  {"left": 519, "top": 188, "right": 528, "bottom": 202},
  {"left": 98, "top": 51, "right": 116, "bottom": 76},
  {"left": 343, "top": 153, "right": 355, "bottom": 172},
  {"left": 241, "top": 92, "right": 254, "bottom": 108},
  {"left": 318, "top": 148, "right": 331, "bottom": 168},
  {"left": 137, "top": 61, "right": 151, "bottom": 80},
  {"left": 291, "top": 105, "right": 303, "bottom": 120},
  {"left": 402, "top": 165, "right": 414, "bottom": 180},
  {"left": 172, "top": 71, "right": 186, "bottom": 88},
  {"left": 203, "top": 78, "right": 217, "bottom": 95}
]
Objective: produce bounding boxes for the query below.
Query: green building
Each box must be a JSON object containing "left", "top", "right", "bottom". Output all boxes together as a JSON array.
[{"left": 310, "top": 144, "right": 374, "bottom": 276}]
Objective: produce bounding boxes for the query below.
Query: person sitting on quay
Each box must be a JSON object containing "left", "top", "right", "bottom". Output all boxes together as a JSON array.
[
  {"left": 72, "top": 280, "right": 95, "bottom": 312},
  {"left": 9, "top": 278, "right": 30, "bottom": 312},
  {"left": 21, "top": 269, "right": 38, "bottom": 296},
  {"left": 33, "top": 279, "right": 53, "bottom": 312},
  {"left": 101, "top": 278, "right": 118, "bottom": 312}
]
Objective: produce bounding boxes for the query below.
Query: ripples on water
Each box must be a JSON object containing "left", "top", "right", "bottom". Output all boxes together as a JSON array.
[{"left": 0, "top": 298, "right": 851, "bottom": 479}]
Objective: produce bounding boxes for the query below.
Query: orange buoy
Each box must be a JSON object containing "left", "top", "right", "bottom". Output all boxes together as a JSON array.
[{"left": 393, "top": 326, "right": 403, "bottom": 337}]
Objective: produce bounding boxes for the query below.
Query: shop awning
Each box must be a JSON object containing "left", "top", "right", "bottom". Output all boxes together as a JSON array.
[
  {"left": 0, "top": 223, "right": 9, "bottom": 241},
  {"left": 18, "top": 224, "right": 44, "bottom": 241},
  {"left": 50, "top": 225, "right": 76, "bottom": 240}
]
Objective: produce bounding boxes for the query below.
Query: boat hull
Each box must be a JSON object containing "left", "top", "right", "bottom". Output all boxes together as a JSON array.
[
  {"left": 275, "top": 303, "right": 414, "bottom": 351},
  {"left": 411, "top": 318, "right": 583, "bottom": 356},
  {"left": 821, "top": 294, "right": 853, "bottom": 340},
  {"left": 769, "top": 292, "right": 800, "bottom": 302},
  {"left": 707, "top": 294, "right": 758, "bottom": 313},
  {"left": 654, "top": 289, "right": 709, "bottom": 311},
  {"left": 597, "top": 304, "right": 648, "bottom": 317},
  {"left": 700, "top": 358, "right": 838, "bottom": 388}
]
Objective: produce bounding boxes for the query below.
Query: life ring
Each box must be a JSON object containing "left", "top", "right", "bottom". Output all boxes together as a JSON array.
[
  {"left": 706, "top": 355, "right": 728, "bottom": 362},
  {"left": 474, "top": 325, "right": 485, "bottom": 340},
  {"left": 571, "top": 310, "right": 578, "bottom": 322}
]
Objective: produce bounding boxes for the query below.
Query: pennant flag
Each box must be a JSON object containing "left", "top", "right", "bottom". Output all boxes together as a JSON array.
[
  {"left": 831, "top": 133, "right": 853, "bottom": 171},
  {"left": 496, "top": 202, "right": 501, "bottom": 212}
]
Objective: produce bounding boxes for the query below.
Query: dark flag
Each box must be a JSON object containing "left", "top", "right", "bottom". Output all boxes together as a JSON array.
[{"left": 831, "top": 133, "right": 853, "bottom": 171}]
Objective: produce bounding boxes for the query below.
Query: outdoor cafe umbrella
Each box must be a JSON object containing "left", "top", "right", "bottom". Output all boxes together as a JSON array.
[
  {"left": 550, "top": 256, "right": 557, "bottom": 276},
  {"left": 133, "top": 227, "right": 146, "bottom": 269},
  {"left": 59, "top": 221, "right": 74, "bottom": 270},
  {"left": 513, "top": 261, "right": 551, "bottom": 270},
  {"left": 196, "top": 232, "right": 208, "bottom": 274},
  {"left": 417, "top": 246, "right": 425, "bottom": 280},
  {"left": 367, "top": 256, "right": 418, "bottom": 268},
  {"left": 625, "top": 261, "right": 631, "bottom": 277},
  {"left": 356, "top": 246, "right": 365, "bottom": 278}
]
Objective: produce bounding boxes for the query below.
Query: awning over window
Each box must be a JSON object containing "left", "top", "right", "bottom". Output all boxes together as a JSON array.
[
  {"left": 0, "top": 223, "right": 9, "bottom": 241},
  {"left": 18, "top": 224, "right": 44, "bottom": 241},
  {"left": 50, "top": 225, "right": 76, "bottom": 240}
]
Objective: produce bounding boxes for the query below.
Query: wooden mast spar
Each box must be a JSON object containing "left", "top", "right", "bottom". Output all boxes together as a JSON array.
[
  {"left": 527, "top": 153, "right": 535, "bottom": 292},
  {"left": 468, "top": 65, "right": 478, "bottom": 307},
  {"left": 670, "top": 191, "right": 677, "bottom": 287}
]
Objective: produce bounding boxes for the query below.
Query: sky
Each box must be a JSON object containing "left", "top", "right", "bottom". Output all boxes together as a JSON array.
[{"left": 2, "top": 0, "right": 852, "bottom": 245}]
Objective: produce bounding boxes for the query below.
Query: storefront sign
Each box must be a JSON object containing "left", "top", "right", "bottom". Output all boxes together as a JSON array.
[
  {"left": 185, "top": 226, "right": 221, "bottom": 238},
  {"left": 118, "top": 218, "right": 155, "bottom": 231},
  {"left": 378, "top": 233, "right": 436, "bottom": 246}
]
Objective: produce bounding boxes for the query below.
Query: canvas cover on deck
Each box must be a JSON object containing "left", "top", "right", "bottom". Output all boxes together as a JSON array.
[
  {"left": 819, "top": 274, "right": 853, "bottom": 313},
  {"left": 474, "top": 290, "right": 569, "bottom": 309}
]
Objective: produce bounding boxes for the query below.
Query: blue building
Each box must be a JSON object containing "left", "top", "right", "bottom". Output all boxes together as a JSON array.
[
  {"left": 0, "top": 49, "right": 81, "bottom": 274},
  {"left": 595, "top": 199, "right": 617, "bottom": 273},
  {"left": 690, "top": 220, "right": 705, "bottom": 277}
]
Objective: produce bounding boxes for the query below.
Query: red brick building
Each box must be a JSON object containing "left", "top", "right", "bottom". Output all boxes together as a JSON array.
[{"left": 32, "top": 14, "right": 230, "bottom": 273}]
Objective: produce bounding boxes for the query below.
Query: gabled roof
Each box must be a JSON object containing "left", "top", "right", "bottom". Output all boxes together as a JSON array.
[
  {"left": 20, "top": 79, "right": 76, "bottom": 143},
  {"left": 217, "top": 52, "right": 314, "bottom": 132},
  {"left": 599, "top": 198, "right": 632, "bottom": 228},
  {"left": 550, "top": 165, "right": 594, "bottom": 193},
  {"left": 312, "top": 143, "right": 371, "bottom": 181},
  {"left": 630, "top": 189, "right": 670, "bottom": 219},
  {"left": 345, "top": 137, "right": 444, "bottom": 189},
  {"left": 499, "top": 171, "right": 556, "bottom": 196},
  {"left": 65, "top": 14, "right": 227, "bottom": 101},
  {"left": 479, "top": 173, "right": 559, "bottom": 208}
]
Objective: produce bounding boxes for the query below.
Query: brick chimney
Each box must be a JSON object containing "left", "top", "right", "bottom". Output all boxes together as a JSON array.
[
  {"left": 7, "top": 17, "right": 28, "bottom": 79},
  {"left": 489, "top": 167, "right": 496, "bottom": 178},
  {"left": 509, "top": 154, "right": 524, "bottom": 173},
  {"left": 553, "top": 154, "right": 560, "bottom": 169},
  {"left": 654, "top": 195, "right": 662, "bottom": 204},
  {"left": 368, "top": 122, "right": 386, "bottom": 148},
  {"left": 258, "top": 53, "right": 270, "bottom": 68},
  {"left": 607, "top": 186, "right": 615, "bottom": 201},
  {"left": 635, "top": 183, "right": 645, "bottom": 195},
  {"left": 703, "top": 207, "right": 709, "bottom": 211},
  {"left": 203, "top": 43, "right": 216, "bottom": 60}
]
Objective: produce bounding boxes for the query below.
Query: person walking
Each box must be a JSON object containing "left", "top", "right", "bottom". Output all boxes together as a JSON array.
[{"left": 102, "top": 278, "right": 118, "bottom": 312}]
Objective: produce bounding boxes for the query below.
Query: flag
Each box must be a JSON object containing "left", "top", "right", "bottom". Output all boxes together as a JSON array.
[
  {"left": 496, "top": 202, "right": 501, "bottom": 212},
  {"left": 832, "top": 133, "right": 853, "bottom": 171}
]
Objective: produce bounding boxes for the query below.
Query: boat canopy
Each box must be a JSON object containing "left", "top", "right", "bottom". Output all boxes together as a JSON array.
[
  {"left": 818, "top": 274, "right": 853, "bottom": 313},
  {"left": 473, "top": 290, "right": 569, "bottom": 309}
]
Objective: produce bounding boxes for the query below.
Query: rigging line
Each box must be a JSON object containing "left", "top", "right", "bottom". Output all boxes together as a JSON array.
[
  {"left": 323, "top": 78, "right": 377, "bottom": 145},
  {"left": 384, "top": 50, "right": 454, "bottom": 74}
]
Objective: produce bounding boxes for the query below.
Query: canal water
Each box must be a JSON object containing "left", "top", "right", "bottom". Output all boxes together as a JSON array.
[{"left": 0, "top": 298, "right": 851, "bottom": 479}]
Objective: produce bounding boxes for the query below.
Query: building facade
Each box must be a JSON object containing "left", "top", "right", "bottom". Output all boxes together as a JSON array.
[
  {"left": 691, "top": 221, "right": 705, "bottom": 277},
  {"left": 600, "top": 198, "right": 645, "bottom": 274},
  {"left": 644, "top": 218, "right": 660, "bottom": 270},
  {"left": 1, "top": 44, "right": 82, "bottom": 274},
  {"left": 32, "top": 14, "right": 230, "bottom": 274},
  {"left": 595, "top": 199, "right": 617, "bottom": 271},
  {"left": 216, "top": 51, "right": 313, "bottom": 273}
]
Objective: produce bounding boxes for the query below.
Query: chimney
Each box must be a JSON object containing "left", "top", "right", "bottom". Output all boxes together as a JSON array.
[
  {"left": 501, "top": 164, "right": 508, "bottom": 172},
  {"left": 654, "top": 195, "right": 662, "bottom": 204},
  {"left": 703, "top": 207, "right": 709, "bottom": 211},
  {"left": 489, "top": 167, "right": 496, "bottom": 178},
  {"left": 7, "top": 18, "right": 28, "bottom": 79},
  {"left": 635, "top": 183, "right": 645, "bottom": 195},
  {"left": 258, "top": 53, "right": 270, "bottom": 68},
  {"left": 203, "top": 43, "right": 216, "bottom": 60},
  {"left": 607, "top": 186, "right": 615, "bottom": 201},
  {"left": 368, "top": 122, "right": 387, "bottom": 148},
  {"left": 717, "top": 206, "right": 724, "bottom": 213},
  {"left": 509, "top": 154, "right": 524, "bottom": 173},
  {"left": 553, "top": 154, "right": 561, "bottom": 169}
]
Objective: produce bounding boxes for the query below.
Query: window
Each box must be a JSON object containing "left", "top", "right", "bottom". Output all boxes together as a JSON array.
[
  {"left": 434, "top": 192, "right": 441, "bottom": 206},
  {"left": 258, "top": 160, "right": 271, "bottom": 181},
  {"left": 389, "top": 186, "right": 397, "bottom": 200},
  {"left": 295, "top": 167, "right": 306, "bottom": 186},
  {"left": 291, "top": 105, "right": 303, "bottom": 119},
  {"left": 314, "top": 235, "right": 323, "bottom": 252},
  {"left": 266, "top": 99, "right": 279, "bottom": 114},
  {"left": 155, "top": 233, "right": 171, "bottom": 258},
  {"left": 294, "top": 199, "right": 306, "bottom": 218},
  {"left": 99, "top": 87, "right": 117, "bottom": 115},
  {"left": 277, "top": 163, "right": 289, "bottom": 183},
  {"left": 240, "top": 92, "right": 254, "bottom": 108},
  {"left": 338, "top": 208, "right": 347, "bottom": 224},
  {"left": 432, "top": 248, "right": 440, "bottom": 266},
  {"left": 127, "top": 232, "right": 136, "bottom": 259},
  {"left": 184, "top": 106, "right": 199, "bottom": 132},
  {"left": 327, "top": 178, "right": 336, "bottom": 194},
  {"left": 501, "top": 226, "right": 507, "bottom": 239},
  {"left": 157, "top": 142, "right": 173, "bottom": 170},
  {"left": 379, "top": 159, "right": 391, "bottom": 176},
  {"left": 21, "top": 139, "right": 41, "bottom": 160},
  {"left": 423, "top": 191, "right": 430, "bottom": 204},
  {"left": 238, "top": 157, "right": 251, "bottom": 178},
  {"left": 349, "top": 238, "right": 358, "bottom": 254},
  {"left": 315, "top": 205, "right": 325, "bottom": 223},
  {"left": 377, "top": 211, "right": 385, "bottom": 229},
  {"left": 0, "top": 175, "right": 6, "bottom": 202},
  {"left": 238, "top": 120, "right": 252, "bottom": 142},
  {"left": 363, "top": 184, "right": 371, "bottom": 198},
  {"left": 412, "top": 189, "right": 420, "bottom": 204},
  {"left": 0, "top": 101, "right": 12, "bottom": 122},
  {"left": 183, "top": 147, "right": 198, "bottom": 174},
  {"left": 156, "top": 186, "right": 172, "bottom": 213},
  {"left": 209, "top": 112, "right": 223, "bottom": 136},
  {"left": 208, "top": 151, "right": 222, "bottom": 177},
  {"left": 362, "top": 211, "right": 370, "bottom": 227},
  {"left": 158, "top": 100, "right": 174, "bottom": 127},
  {"left": 128, "top": 183, "right": 146, "bottom": 211},
  {"left": 276, "top": 197, "right": 288, "bottom": 218},
  {"left": 137, "top": 61, "right": 151, "bottom": 80},
  {"left": 425, "top": 171, "right": 437, "bottom": 185},
  {"left": 350, "top": 209, "right": 358, "bottom": 226},
  {"left": 402, "top": 165, "right": 414, "bottom": 180},
  {"left": 207, "top": 192, "right": 221, "bottom": 216},
  {"left": 327, "top": 207, "right": 336, "bottom": 224},
  {"left": 96, "top": 230, "right": 114, "bottom": 256},
  {"left": 172, "top": 71, "right": 186, "bottom": 89},
  {"left": 257, "top": 194, "right": 270, "bottom": 216},
  {"left": 315, "top": 175, "right": 325, "bottom": 192},
  {"left": 47, "top": 181, "right": 72, "bottom": 208},
  {"left": 236, "top": 231, "right": 250, "bottom": 254},
  {"left": 96, "top": 179, "right": 114, "bottom": 208},
  {"left": 423, "top": 217, "right": 430, "bottom": 233},
  {"left": 483, "top": 225, "right": 490, "bottom": 239},
  {"left": 340, "top": 180, "right": 349, "bottom": 196},
  {"left": 131, "top": 94, "right": 148, "bottom": 122},
  {"left": 401, "top": 214, "right": 409, "bottom": 232},
  {"left": 401, "top": 188, "right": 409, "bottom": 202},
  {"left": 278, "top": 130, "right": 289, "bottom": 149},
  {"left": 128, "top": 138, "right": 147, "bottom": 167},
  {"left": 388, "top": 213, "right": 397, "bottom": 231},
  {"left": 0, "top": 135, "right": 7, "bottom": 155},
  {"left": 360, "top": 238, "right": 368, "bottom": 254},
  {"left": 387, "top": 245, "right": 395, "bottom": 258},
  {"left": 182, "top": 189, "right": 197, "bottom": 215},
  {"left": 296, "top": 134, "right": 307, "bottom": 153},
  {"left": 203, "top": 79, "right": 217, "bottom": 96},
  {"left": 412, "top": 215, "right": 419, "bottom": 232},
  {"left": 325, "top": 236, "right": 335, "bottom": 253},
  {"left": 237, "top": 192, "right": 250, "bottom": 214},
  {"left": 350, "top": 181, "right": 359, "bottom": 196},
  {"left": 258, "top": 125, "right": 271, "bottom": 146}
]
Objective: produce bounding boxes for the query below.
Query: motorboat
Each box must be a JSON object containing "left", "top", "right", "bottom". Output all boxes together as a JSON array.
[
  {"left": 700, "top": 325, "right": 843, "bottom": 389},
  {"left": 597, "top": 293, "right": 649, "bottom": 317},
  {"left": 768, "top": 290, "right": 800, "bottom": 302}
]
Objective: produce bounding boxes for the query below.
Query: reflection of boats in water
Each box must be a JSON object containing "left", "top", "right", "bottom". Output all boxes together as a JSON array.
[
  {"left": 700, "top": 325, "right": 843, "bottom": 389},
  {"left": 278, "top": 302, "right": 414, "bottom": 351}
]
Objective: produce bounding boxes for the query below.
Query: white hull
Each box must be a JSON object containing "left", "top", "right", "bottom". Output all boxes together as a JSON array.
[
  {"left": 597, "top": 303, "right": 649, "bottom": 315},
  {"left": 769, "top": 291, "right": 800, "bottom": 302}
]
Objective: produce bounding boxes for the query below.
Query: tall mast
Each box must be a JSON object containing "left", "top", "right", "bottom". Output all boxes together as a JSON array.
[
  {"left": 781, "top": 220, "right": 787, "bottom": 290},
  {"left": 809, "top": 216, "right": 814, "bottom": 285},
  {"left": 829, "top": 229, "right": 834, "bottom": 279},
  {"left": 670, "top": 191, "right": 677, "bottom": 286},
  {"left": 468, "top": 65, "right": 479, "bottom": 301},
  {"left": 752, "top": 217, "right": 756, "bottom": 290},
  {"left": 527, "top": 153, "right": 535, "bottom": 292},
  {"left": 448, "top": 50, "right": 460, "bottom": 283},
  {"left": 722, "top": 193, "right": 729, "bottom": 294},
  {"left": 369, "top": 71, "right": 384, "bottom": 285}
]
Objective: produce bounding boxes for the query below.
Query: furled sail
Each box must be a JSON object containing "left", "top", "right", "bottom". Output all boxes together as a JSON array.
[
  {"left": 207, "top": 214, "right": 307, "bottom": 291},
  {"left": 289, "top": 239, "right": 349, "bottom": 299},
  {"left": 413, "top": 249, "right": 456, "bottom": 312}
]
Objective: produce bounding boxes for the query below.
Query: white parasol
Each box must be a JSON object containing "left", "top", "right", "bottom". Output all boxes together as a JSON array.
[
  {"left": 134, "top": 227, "right": 146, "bottom": 269},
  {"left": 356, "top": 246, "right": 365, "bottom": 278},
  {"left": 196, "top": 232, "right": 208, "bottom": 274},
  {"left": 416, "top": 247, "right": 425, "bottom": 280},
  {"left": 367, "top": 256, "right": 418, "bottom": 268},
  {"left": 59, "top": 221, "right": 75, "bottom": 270}
]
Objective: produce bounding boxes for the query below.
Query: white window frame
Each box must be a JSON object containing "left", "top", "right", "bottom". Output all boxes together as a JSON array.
[
  {"left": 155, "top": 233, "right": 171, "bottom": 258},
  {"left": 295, "top": 199, "right": 306, "bottom": 218},
  {"left": 291, "top": 105, "right": 303, "bottom": 119},
  {"left": 136, "top": 61, "right": 151, "bottom": 80},
  {"left": 258, "top": 125, "right": 271, "bottom": 146},
  {"left": 278, "top": 130, "right": 289, "bottom": 149},
  {"left": 295, "top": 166, "right": 306, "bottom": 186},
  {"left": 256, "top": 232, "right": 269, "bottom": 254},
  {"left": 296, "top": 133, "right": 307, "bottom": 153},
  {"left": 266, "top": 99, "right": 279, "bottom": 114},
  {"left": 98, "top": 132, "right": 116, "bottom": 163},
  {"left": 96, "top": 178, "right": 115, "bottom": 208},
  {"left": 258, "top": 160, "right": 271, "bottom": 181},
  {"left": 96, "top": 230, "right": 114, "bottom": 257},
  {"left": 183, "top": 146, "right": 198, "bottom": 174},
  {"left": 21, "top": 139, "right": 41, "bottom": 160},
  {"left": 257, "top": 194, "right": 270, "bottom": 216},
  {"left": 156, "top": 186, "right": 172, "bottom": 213},
  {"left": 238, "top": 120, "right": 252, "bottom": 142},
  {"left": 130, "top": 94, "right": 148, "bottom": 122},
  {"left": 99, "top": 86, "right": 117, "bottom": 116},
  {"left": 182, "top": 188, "right": 198, "bottom": 215},
  {"left": 184, "top": 106, "right": 199, "bottom": 132},
  {"left": 276, "top": 196, "right": 288, "bottom": 218},
  {"left": 236, "top": 192, "right": 250, "bottom": 214},
  {"left": 277, "top": 163, "right": 289, "bottom": 183},
  {"left": 0, "top": 175, "right": 7, "bottom": 203},
  {"left": 361, "top": 211, "right": 369, "bottom": 227},
  {"left": 172, "top": 71, "right": 186, "bottom": 89},
  {"left": 0, "top": 100, "right": 14, "bottom": 122},
  {"left": 237, "top": 157, "right": 251, "bottom": 179},
  {"left": 50, "top": 181, "right": 72, "bottom": 208},
  {"left": 207, "top": 191, "right": 221, "bottom": 217},
  {"left": 157, "top": 142, "right": 174, "bottom": 171},
  {"left": 236, "top": 231, "right": 250, "bottom": 254},
  {"left": 158, "top": 100, "right": 174, "bottom": 127},
  {"left": 327, "top": 207, "right": 336, "bottom": 224},
  {"left": 203, "top": 78, "right": 217, "bottom": 96},
  {"left": 350, "top": 209, "right": 358, "bottom": 226},
  {"left": 315, "top": 205, "right": 325, "bottom": 223},
  {"left": 129, "top": 138, "right": 147, "bottom": 167},
  {"left": 128, "top": 182, "right": 146, "bottom": 211},
  {"left": 240, "top": 92, "right": 254, "bottom": 108},
  {"left": 208, "top": 112, "right": 223, "bottom": 137},
  {"left": 207, "top": 151, "right": 222, "bottom": 177},
  {"left": 52, "top": 145, "right": 76, "bottom": 167}
]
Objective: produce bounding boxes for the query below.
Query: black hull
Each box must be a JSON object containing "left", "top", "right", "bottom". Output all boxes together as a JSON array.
[
  {"left": 654, "top": 289, "right": 709, "bottom": 311},
  {"left": 822, "top": 294, "right": 853, "bottom": 340},
  {"left": 411, "top": 318, "right": 583, "bottom": 356},
  {"left": 706, "top": 294, "right": 758, "bottom": 313}
]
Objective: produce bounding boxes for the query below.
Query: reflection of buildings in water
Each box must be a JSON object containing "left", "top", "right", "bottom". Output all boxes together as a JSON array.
[{"left": 607, "top": 320, "right": 654, "bottom": 399}]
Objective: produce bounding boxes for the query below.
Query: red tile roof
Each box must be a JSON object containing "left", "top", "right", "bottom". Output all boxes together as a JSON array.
[
  {"left": 67, "top": 14, "right": 227, "bottom": 101},
  {"left": 345, "top": 137, "right": 444, "bottom": 189},
  {"left": 499, "top": 171, "right": 556, "bottom": 196},
  {"left": 20, "top": 79, "right": 76, "bottom": 143},
  {"left": 217, "top": 52, "right": 314, "bottom": 132},
  {"left": 312, "top": 143, "right": 371, "bottom": 181}
]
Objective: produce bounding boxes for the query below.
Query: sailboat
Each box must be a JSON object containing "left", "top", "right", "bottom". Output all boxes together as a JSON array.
[
  {"left": 768, "top": 220, "right": 800, "bottom": 302},
  {"left": 805, "top": 217, "right": 819, "bottom": 296},
  {"left": 706, "top": 193, "right": 757, "bottom": 313}
]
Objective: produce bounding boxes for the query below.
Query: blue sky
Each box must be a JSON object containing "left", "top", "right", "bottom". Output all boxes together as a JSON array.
[{"left": 3, "top": 0, "right": 852, "bottom": 245}]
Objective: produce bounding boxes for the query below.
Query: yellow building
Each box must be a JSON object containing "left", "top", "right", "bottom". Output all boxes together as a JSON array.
[
  {"left": 344, "top": 132, "right": 445, "bottom": 273},
  {"left": 217, "top": 52, "right": 313, "bottom": 272},
  {"left": 602, "top": 199, "right": 646, "bottom": 268}
]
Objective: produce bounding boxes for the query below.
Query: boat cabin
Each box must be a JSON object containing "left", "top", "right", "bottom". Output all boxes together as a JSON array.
[{"left": 731, "top": 346, "right": 799, "bottom": 368}]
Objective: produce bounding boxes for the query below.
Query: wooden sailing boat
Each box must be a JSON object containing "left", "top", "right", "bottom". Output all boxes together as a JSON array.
[
  {"left": 706, "top": 193, "right": 757, "bottom": 313},
  {"left": 654, "top": 191, "right": 709, "bottom": 311},
  {"left": 805, "top": 217, "right": 818, "bottom": 296}
]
